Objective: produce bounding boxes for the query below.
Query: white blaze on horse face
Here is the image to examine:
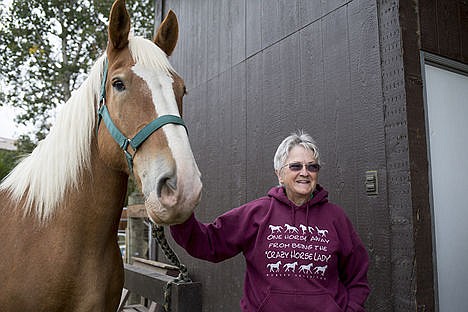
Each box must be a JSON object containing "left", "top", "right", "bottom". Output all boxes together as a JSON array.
[{"left": 131, "top": 64, "right": 202, "bottom": 224}]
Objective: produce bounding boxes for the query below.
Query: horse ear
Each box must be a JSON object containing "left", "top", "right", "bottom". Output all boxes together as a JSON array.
[
  {"left": 154, "top": 10, "right": 179, "bottom": 56},
  {"left": 108, "top": 0, "right": 131, "bottom": 50}
]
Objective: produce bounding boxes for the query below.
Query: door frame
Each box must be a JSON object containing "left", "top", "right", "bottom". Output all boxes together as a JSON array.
[{"left": 420, "top": 51, "right": 468, "bottom": 312}]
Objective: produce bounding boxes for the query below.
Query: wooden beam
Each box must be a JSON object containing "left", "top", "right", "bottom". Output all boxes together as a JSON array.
[
  {"left": 124, "top": 264, "right": 202, "bottom": 312},
  {"left": 127, "top": 204, "right": 147, "bottom": 218},
  {"left": 117, "top": 288, "right": 131, "bottom": 312}
]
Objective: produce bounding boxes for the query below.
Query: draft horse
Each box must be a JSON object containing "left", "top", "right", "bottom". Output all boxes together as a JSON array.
[{"left": 0, "top": 1, "right": 202, "bottom": 311}]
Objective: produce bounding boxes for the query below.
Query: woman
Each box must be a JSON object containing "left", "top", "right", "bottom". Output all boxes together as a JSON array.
[{"left": 170, "top": 131, "right": 370, "bottom": 311}]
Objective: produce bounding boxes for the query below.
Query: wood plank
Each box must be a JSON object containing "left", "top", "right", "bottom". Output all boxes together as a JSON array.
[
  {"left": 215, "top": 70, "right": 232, "bottom": 208},
  {"left": 379, "top": 0, "right": 418, "bottom": 310},
  {"left": 148, "top": 302, "right": 159, "bottom": 312},
  {"left": 278, "top": 0, "right": 300, "bottom": 39},
  {"left": 171, "top": 282, "right": 203, "bottom": 312},
  {"left": 459, "top": 1, "right": 468, "bottom": 62},
  {"left": 118, "top": 288, "right": 131, "bottom": 312},
  {"left": 259, "top": 43, "right": 283, "bottom": 189},
  {"left": 123, "top": 264, "right": 202, "bottom": 312},
  {"left": 230, "top": 0, "right": 246, "bottom": 65},
  {"left": 261, "top": 0, "right": 280, "bottom": 47},
  {"left": 279, "top": 32, "right": 301, "bottom": 131},
  {"left": 184, "top": 82, "right": 208, "bottom": 179},
  {"left": 126, "top": 204, "right": 147, "bottom": 218},
  {"left": 124, "top": 264, "right": 175, "bottom": 304},
  {"left": 400, "top": 1, "right": 437, "bottom": 310},
  {"left": 299, "top": 19, "right": 325, "bottom": 138},
  {"left": 419, "top": 0, "right": 439, "bottom": 54},
  {"left": 132, "top": 257, "right": 180, "bottom": 277},
  {"left": 176, "top": 0, "right": 189, "bottom": 87},
  {"left": 348, "top": 0, "right": 383, "bottom": 230},
  {"left": 299, "top": 0, "right": 322, "bottom": 27},
  {"left": 189, "top": 0, "right": 208, "bottom": 88},
  {"left": 437, "top": 0, "right": 460, "bottom": 59},
  {"left": 348, "top": 0, "right": 392, "bottom": 310},
  {"left": 207, "top": 0, "right": 221, "bottom": 79},
  {"left": 321, "top": 0, "right": 349, "bottom": 17},
  {"left": 322, "top": 5, "right": 350, "bottom": 197},
  {"left": 122, "top": 304, "right": 149, "bottom": 312},
  {"left": 231, "top": 62, "right": 248, "bottom": 207},
  {"left": 245, "top": 52, "right": 265, "bottom": 201},
  {"left": 203, "top": 76, "right": 222, "bottom": 220},
  {"left": 246, "top": 0, "right": 261, "bottom": 57},
  {"left": 219, "top": 0, "right": 232, "bottom": 73}
]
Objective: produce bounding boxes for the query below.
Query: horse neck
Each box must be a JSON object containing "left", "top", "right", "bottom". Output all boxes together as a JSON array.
[{"left": 65, "top": 141, "right": 128, "bottom": 237}]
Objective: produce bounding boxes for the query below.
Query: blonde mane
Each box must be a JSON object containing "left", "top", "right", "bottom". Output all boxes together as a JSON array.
[{"left": 0, "top": 36, "right": 174, "bottom": 221}]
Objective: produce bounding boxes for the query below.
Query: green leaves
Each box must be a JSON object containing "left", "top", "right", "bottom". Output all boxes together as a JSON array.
[
  {"left": 0, "top": 134, "right": 36, "bottom": 180},
  {"left": 0, "top": 149, "right": 18, "bottom": 181},
  {"left": 0, "top": 0, "right": 155, "bottom": 141}
]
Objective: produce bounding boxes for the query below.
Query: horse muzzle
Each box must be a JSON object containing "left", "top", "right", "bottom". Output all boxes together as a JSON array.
[{"left": 143, "top": 164, "right": 202, "bottom": 225}]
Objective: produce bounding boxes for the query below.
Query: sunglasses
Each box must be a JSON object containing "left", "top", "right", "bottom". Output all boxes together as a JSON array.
[{"left": 283, "top": 162, "right": 320, "bottom": 173}]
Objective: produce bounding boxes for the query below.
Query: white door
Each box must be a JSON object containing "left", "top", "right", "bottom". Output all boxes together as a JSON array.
[{"left": 424, "top": 63, "right": 468, "bottom": 311}]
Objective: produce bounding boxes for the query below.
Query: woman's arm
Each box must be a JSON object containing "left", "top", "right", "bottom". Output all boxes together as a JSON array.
[
  {"left": 170, "top": 205, "right": 258, "bottom": 263},
  {"left": 340, "top": 228, "right": 370, "bottom": 312}
]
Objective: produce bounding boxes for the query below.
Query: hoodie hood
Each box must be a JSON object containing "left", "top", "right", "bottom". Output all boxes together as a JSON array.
[
  {"left": 267, "top": 184, "right": 330, "bottom": 231},
  {"left": 267, "top": 184, "right": 329, "bottom": 209}
]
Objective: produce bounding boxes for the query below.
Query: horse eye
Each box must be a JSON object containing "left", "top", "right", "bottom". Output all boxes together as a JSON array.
[{"left": 112, "top": 79, "right": 126, "bottom": 92}]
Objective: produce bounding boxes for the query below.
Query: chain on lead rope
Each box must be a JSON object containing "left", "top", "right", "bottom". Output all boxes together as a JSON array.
[{"left": 151, "top": 223, "right": 192, "bottom": 312}]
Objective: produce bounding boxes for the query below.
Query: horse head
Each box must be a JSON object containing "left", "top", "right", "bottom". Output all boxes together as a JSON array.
[{"left": 98, "top": 0, "right": 202, "bottom": 224}]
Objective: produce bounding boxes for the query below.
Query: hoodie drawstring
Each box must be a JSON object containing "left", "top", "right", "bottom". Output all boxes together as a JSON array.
[{"left": 291, "top": 204, "right": 296, "bottom": 227}]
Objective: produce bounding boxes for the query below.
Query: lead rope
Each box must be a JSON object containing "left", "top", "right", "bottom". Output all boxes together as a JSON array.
[{"left": 151, "top": 224, "right": 191, "bottom": 312}]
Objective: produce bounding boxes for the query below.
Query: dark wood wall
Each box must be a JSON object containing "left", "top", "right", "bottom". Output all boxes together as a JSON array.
[
  {"left": 157, "top": 0, "right": 394, "bottom": 310},
  {"left": 419, "top": 0, "right": 468, "bottom": 63},
  {"left": 374, "top": 0, "right": 421, "bottom": 309},
  {"left": 398, "top": 0, "right": 468, "bottom": 311}
]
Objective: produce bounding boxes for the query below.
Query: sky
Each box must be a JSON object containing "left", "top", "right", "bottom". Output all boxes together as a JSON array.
[{"left": 0, "top": 106, "right": 24, "bottom": 139}]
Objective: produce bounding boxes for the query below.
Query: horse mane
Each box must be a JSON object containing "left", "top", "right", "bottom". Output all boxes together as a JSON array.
[{"left": 0, "top": 35, "right": 174, "bottom": 222}]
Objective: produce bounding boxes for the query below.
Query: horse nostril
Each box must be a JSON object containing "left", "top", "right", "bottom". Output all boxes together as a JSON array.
[
  {"left": 157, "top": 175, "right": 177, "bottom": 198},
  {"left": 165, "top": 176, "right": 177, "bottom": 191}
]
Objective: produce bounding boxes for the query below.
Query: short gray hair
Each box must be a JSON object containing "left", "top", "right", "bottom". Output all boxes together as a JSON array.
[{"left": 273, "top": 130, "right": 321, "bottom": 171}]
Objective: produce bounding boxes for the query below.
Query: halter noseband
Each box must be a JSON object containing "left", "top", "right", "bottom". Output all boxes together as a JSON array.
[{"left": 97, "top": 58, "right": 187, "bottom": 174}]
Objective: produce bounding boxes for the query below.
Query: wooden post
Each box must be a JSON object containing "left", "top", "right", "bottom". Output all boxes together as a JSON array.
[
  {"left": 126, "top": 192, "right": 149, "bottom": 305},
  {"left": 123, "top": 264, "right": 202, "bottom": 312},
  {"left": 127, "top": 192, "right": 148, "bottom": 264}
]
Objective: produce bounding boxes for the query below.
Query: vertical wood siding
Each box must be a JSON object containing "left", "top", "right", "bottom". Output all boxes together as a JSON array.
[
  {"left": 378, "top": 0, "right": 416, "bottom": 310},
  {"left": 157, "top": 0, "right": 426, "bottom": 311},
  {"left": 419, "top": 0, "right": 468, "bottom": 63}
]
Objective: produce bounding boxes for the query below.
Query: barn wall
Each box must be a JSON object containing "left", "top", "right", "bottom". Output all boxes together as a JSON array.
[
  {"left": 397, "top": 0, "right": 468, "bottom": 311},
  {"left": 160, "top": 0, "right": 393, "bottom": 310}
]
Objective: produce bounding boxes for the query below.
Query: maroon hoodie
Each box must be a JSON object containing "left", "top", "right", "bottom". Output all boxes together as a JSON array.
[{"left": 170, "top": 185, "right": 370, "bottom": 312}]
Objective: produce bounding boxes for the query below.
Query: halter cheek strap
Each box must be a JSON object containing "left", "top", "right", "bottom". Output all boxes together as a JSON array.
[{"left": 97, "top": 58, "right": 187, "bottom": 174}]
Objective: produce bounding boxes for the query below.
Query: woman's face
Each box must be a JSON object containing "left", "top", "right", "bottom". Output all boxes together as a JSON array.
[{"left": 276, "top": 145, "right": 319, "bottom": 206}]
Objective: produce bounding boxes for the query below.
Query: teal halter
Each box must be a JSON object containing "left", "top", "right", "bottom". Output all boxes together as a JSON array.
[{"left": 97, "top": 58, "right": 187, "bottom": 174}]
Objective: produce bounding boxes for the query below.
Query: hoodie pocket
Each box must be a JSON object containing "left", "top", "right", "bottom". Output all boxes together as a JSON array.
[{"left": 257, "top": 289, "right": 344, "bottom": 312}]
